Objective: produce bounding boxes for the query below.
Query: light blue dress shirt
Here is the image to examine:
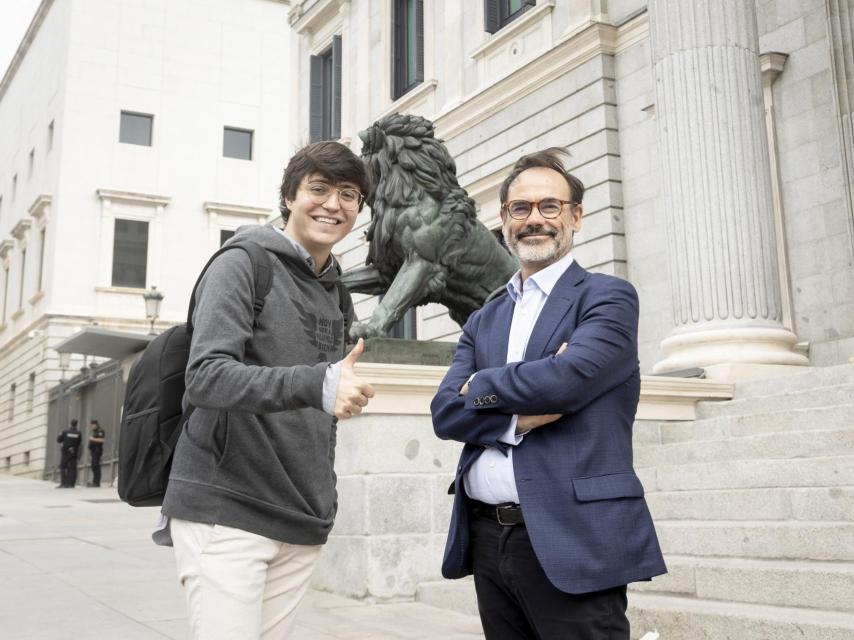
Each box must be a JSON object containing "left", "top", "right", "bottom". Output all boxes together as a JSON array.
[{"left": 463, "top": 251, "right": 575, "bottom": 505}]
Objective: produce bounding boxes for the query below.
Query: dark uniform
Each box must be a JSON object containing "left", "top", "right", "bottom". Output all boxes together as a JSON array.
[
  {"left": 88, "top": 423, "right": 106, "bottom": 487},
  {"left": 57, "top": 424, "right": 82, "bottom": 488}
]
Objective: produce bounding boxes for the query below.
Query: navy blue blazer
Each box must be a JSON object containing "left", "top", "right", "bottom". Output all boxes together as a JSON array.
[{"left": 431, "top": 262, "right": 666, "bottom": 594}]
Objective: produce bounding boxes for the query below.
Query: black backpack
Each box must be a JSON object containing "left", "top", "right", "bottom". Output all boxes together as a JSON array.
[{"left": 118, "top": 241, "right": 274, "bottom": 507}]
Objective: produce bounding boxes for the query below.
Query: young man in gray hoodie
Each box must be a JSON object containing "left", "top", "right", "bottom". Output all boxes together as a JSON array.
[{"left": 161, "top": 141, "right": 374, "bottom": 639}]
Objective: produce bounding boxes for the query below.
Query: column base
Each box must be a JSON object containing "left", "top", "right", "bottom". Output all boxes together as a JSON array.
[{"left": 653, "top": 326, "right": 810, "bottom": 378}]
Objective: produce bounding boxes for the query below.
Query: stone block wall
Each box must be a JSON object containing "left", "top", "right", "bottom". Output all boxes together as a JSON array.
[
  {"left": 312, "top": 413, "right": 460, "bottom": 599},
  {"left": 757, "top": 0, "right": 854, "bottom": 363}
]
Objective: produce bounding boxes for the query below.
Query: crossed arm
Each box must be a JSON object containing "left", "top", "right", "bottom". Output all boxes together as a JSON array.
[{"left": 431, "top": 279, "right": 639, "bottom": 447}]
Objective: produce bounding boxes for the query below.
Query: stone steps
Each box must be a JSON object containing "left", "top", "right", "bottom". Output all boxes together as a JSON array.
[
  {"left": 696, "top": 381, "right": 854, "bottom": 419},
  {"left": 634, "top": 427, "right": 854, "bottom": 467},
  {"left": 731, "top": 362, "right": 854, "bottom": 400},
  {"left": 628, "top": 593, "right": 854, "bottom": 640},
  {"left": 635, "top": 402, "right": 854, "bottom": 444},
  {"left": 655, "top": 520, "right": 854, "bottom": 562},
  {"left": 641, "top": 454, "right": 854, "bottom": 491},
  {"left": 645, "top": 486, "right": 854, "bottom": 521},
  {"left": 417, "top": 574, "right": 854, "bottom": 637},
  {"left": 630, "top": 555, "right": 854, "bottom": 613}
]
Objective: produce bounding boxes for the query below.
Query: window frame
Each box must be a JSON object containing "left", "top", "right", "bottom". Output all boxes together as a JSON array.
[
  {"left": 110, "top": 218, "right": 150, "bottom": 289},
  {"left": 391, "top": 0, "right": 424, "bottom": 100},
  {"left": 223, "top": 126, "right": 254, "bottom": 161},
  {"left": 119, "top": 110, "right": 154, "bottom": 147},
  {"left": 309, "top": 35, "right": 342, "bottom": 143},
  {"left": 484, "top": 0, "right": 535, "bottom": 33}
]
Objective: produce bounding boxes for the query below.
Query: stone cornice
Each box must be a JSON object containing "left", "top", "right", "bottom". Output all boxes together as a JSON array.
[
  {"left": 469, "top": 0, "right": 556, "bottom": 60},
  {"left": 96, "top": 189, "right": 171, "bottom": 207},
  {"left": 10, "top": 219, "right": 32, "bottom": 240},
  {"left": 203, "top": 201, "right": 274, "bottom": 219},
  {"left": 435, "top": 20, "right": 622, "bottom": 141},
  {"left": 27, "top": 194, "right": 52, "bottom": 219},
  {"left": 0, "top": 239, "right": 14, "bottom": 259},
  {"left": 289, "top": 0, "right": 347, "bottom": 33},
  {"left": 352, "top": 362, "right": 734, "bottom": 419},
  {"left": 0, "top": 0, "right": 54, "bottom": 102}
]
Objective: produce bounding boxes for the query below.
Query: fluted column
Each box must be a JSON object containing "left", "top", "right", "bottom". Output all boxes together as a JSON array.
[{"left": 649, "top": 0, "right": 808, "bottom": 375}]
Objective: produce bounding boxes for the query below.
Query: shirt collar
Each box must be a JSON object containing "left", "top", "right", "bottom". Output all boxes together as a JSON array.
[
  {"left": 277, "top": 227, "right": 334, "bottom": 275},
  {"left": 506, "top": 251, "right": 575, "bottom": 302}
]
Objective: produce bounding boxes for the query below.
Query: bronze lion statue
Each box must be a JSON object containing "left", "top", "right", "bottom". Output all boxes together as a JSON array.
[{"left": 342, "top": 114, "right": 518, "bottom": 340}]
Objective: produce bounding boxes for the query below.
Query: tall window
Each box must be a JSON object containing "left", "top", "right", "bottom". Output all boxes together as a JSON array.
[
  {"left": 392, "top": 0, "right": 424, "bottom": 100},
  {"left": 484, "top": 0, "right": 535, "bottom": 33},
  {"left": 220, "top": 229, "right": 235, "bottom": 246},
  {"left": 12, "top": 174, "right": 17, "bottom": 201},
  {"left": 26, "top": 372, "right": 35, "bottom": 412},
  {"left": 37, "top": 228, "right": 45, "bottom": 292},
  {"left": 47, "top": 120, "right": 54, "bottom": 151},
  {"left": 18, "top": 249, "right": 26, "bottom": 310},
  {"left": 309, "top": 36, "right": 342, "bottom": 143},
  {"left": 8, "top": 383, "right": 15, "bottom": 421},
  {"left": 28, "top": 149, "right": 35, "bottom": 179},
  {"left": 111, "top": 219, "right": 149, "bottom": 288},
  {"left": 223, "top": 127, "right": 253, "bottom": 160},
  {"left": 2, "top": 265, "right": 8, "bottom": 322},
  {"left": 119, "top": 111, "right": 154, "bottom": 146}
]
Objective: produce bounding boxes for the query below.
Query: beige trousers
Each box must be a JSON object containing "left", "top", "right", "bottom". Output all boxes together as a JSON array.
[{"left": 171, "top": 517, "right": 322, "bottom": 640}]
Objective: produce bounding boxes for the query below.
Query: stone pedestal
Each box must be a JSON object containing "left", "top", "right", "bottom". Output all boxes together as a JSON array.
[
  {"left": 311, "top": 360, "right": 734, "bottom": 599},
  {"left": 648, "top": 0, "right": 809, "bottom": 377}
]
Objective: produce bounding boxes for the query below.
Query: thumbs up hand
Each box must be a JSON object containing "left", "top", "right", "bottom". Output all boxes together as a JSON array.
[{"left": 334, "top": 338, "right": 376, "bottom": 420}]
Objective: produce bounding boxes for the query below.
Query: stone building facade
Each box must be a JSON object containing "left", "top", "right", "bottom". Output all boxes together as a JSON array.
[
  {"left": 290, "top": 0, "right": 854, "bottom": 372},
  {"left": 0, "top": 0, "right": 290, "bottom": 477}
]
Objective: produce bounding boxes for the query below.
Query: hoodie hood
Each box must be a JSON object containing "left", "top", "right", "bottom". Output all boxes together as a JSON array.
[{"left": 225, "top": 223, "right": 343, "bottom": 288}]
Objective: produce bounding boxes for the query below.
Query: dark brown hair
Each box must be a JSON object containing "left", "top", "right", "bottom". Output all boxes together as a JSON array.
[
  {"left": 279, "top": 141, "right": 371, "bottom": 223},
  {"left": 498, "top": 147, "right": 585, "bottom": 207}
]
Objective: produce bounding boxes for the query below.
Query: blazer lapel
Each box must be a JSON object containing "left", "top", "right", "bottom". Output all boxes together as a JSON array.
[
  {"left": 524, "top": 261, "right": 587, "bottom": 360},
  {"left": 485, "top": 293, "right": 514, "bottom": 367}
]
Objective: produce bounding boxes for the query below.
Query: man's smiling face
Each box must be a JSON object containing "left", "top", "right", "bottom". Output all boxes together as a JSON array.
[
  {"left": 284, "top": 173, "right": 359, "bottom": 260},
  {"left": 502, "top": 166, "right": 582, "bottom": 275}
]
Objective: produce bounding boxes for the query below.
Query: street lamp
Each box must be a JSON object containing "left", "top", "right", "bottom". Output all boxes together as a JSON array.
[{"left": 142, "top": 286, "right": 164, "bottom": 334}]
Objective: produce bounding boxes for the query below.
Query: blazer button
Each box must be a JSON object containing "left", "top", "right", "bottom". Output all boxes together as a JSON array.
[{"left": 489, "top": 395, "right": 498, "bottom": 403}]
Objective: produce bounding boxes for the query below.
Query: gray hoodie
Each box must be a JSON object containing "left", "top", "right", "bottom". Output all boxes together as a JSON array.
[{"left": 161, "top": 223, "right": 353, "bottom": 545}]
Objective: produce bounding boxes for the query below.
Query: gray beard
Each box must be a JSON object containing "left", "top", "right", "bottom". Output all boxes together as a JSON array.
[{"left": 507, "top": 231, "right": 573, "bottom": 266}]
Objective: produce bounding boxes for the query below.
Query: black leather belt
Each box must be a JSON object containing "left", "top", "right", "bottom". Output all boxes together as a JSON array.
[{"left": 471, "top": 500, "right": 525, "bottom": 526}]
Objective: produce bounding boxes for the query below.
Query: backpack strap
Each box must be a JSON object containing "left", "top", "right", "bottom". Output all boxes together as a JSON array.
[
  {"left": 337, "top": 281, "right": 353, "bottom": 341},
  {"left": 186, "top": 240, "right": 274, "bottom": 331}
]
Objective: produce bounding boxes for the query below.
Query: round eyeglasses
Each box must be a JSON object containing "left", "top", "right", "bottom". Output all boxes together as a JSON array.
[
  {"left": 502, "top": 198, "right": 577, "bottom": 220},
  {"left": 305, "top": 182, "right": 365, "bottom": 212}
]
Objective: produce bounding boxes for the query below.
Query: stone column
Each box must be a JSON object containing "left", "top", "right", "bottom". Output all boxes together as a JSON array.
[{"left": 648, "top": 0, "right": 808, "bottom": 376}]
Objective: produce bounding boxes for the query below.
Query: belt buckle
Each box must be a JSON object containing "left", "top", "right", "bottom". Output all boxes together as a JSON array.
[{"left": 495, "top": 505, "right": 516, "bottom": 526}]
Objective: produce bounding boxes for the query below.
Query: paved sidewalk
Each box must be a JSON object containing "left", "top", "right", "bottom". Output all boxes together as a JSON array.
[{"left": 0, "top": 474, "right": 484, "bottom": 639}]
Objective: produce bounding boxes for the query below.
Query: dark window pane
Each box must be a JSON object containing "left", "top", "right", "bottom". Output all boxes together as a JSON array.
[
  {"left": 220, "top": 229, "right": 235, "bottom": 246},
  {"left": 223, "top": 127, "right": 253, "bottom": 160},
  {"left": 119, "top": 111, "right": 153, "bottom": 146},
  {"left": 392, "top": 0, "right": 423, "bottom": 99},
  {"left": 309, "top": 39, "right": 342, "bottom": 142},
  {"left": 112, "top": 219, "right": 148, "bottom": 288}
]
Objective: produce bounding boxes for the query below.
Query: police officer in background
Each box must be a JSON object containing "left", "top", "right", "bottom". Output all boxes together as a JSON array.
[
  {"left": 56, "top": 419, "right": 82, "bottom": 488},
  {"left": 87, "top": 419, "right": 106, "bottom": 487}
]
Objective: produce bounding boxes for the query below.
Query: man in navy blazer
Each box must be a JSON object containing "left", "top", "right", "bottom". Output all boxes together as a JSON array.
[{"left": 431, "top": 148, "right": 666, "bottom": 639}]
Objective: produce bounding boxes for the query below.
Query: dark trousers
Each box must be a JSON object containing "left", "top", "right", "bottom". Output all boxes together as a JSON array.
[
  {"left": 90, "top": 448, "right": 102, "bottom": 486},
  {"left": 470, "top": 513, "right": 629, "bottom": 640},
  {"left": 59, "top": 451, "right": 78, "bottom": 487}
]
